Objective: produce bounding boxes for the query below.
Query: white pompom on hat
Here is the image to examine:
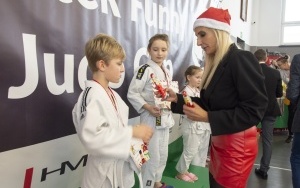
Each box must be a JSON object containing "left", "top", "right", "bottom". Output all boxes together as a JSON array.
[{"left": 193, "top": 7, "right": 231, "bottom": 33}]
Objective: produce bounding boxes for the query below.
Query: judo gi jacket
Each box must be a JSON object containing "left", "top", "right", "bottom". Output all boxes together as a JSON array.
[{"left": 72, "top": 80, "right": 134, "bottom": 188}]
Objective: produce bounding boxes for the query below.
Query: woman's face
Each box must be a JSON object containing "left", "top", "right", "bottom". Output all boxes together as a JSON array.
[
  {"left": 194, "top": 26, "right": 217, "bottom": 55},
  {"left": 148, "top": 39, "right": 168, "bottom": 65}
]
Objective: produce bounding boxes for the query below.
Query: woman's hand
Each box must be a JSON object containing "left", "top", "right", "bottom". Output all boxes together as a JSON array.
[
  {"left": 154, "top": 88, "right": 178, "bottom": 102},
  {"left": 183, "top": 102, "right": 209, "bottom": 122}
]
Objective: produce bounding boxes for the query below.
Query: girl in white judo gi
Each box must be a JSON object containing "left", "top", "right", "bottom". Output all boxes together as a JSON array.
[
  {"left": 127, "top": 34, "right": 175, "bottom": 188},
  {"left": 175, "top": 65, "right": 211, "bottom": 182},
  {"left": 72, "top": 33, "right": 153, "bottom": 188}
]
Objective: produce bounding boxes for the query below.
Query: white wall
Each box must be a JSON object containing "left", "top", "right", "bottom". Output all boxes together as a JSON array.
[
  {"left": 220, "top": 0, "right": 254, "bottom": 45},
  {"left": 251, "top": 0, "right": 283, "bottom": 46},
  {"left": 219, "top": 0, "right": 283, "bottom": 47}
]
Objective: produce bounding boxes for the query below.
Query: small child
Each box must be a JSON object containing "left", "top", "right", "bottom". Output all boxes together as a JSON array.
[
  {"left": 72, "top": 33, "right": 153, "bottom": 188},
  {"left": 175, "top": 65, "right": 211, "bottom": 182}
]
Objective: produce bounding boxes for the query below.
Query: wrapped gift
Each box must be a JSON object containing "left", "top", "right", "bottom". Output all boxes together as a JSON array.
[{"left": 129, "top": 138, "right": 150, "bottom": 171}]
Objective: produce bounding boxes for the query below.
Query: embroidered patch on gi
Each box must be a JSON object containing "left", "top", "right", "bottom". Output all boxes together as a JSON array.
[
  {"left": 156, "top": 116, "right": 161, "bottom": 126},
  {"left": 146, "top": 180, "right": 152, "bottom": 186},
  {"left": 136, "top": 64, "right": 149, "bottom": 80}
]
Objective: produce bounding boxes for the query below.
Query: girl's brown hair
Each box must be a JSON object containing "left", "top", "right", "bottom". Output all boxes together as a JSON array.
[
  {"left": 147, "top": 34, "right": 169, "bottom": 51},
  {"left": 184, "top": 65, "right": 202, "bottom": 83}
]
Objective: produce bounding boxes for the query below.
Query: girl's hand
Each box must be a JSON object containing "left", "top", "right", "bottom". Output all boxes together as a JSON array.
[{"left": 143, "top": 104, "right": 161, "bottom": 117}]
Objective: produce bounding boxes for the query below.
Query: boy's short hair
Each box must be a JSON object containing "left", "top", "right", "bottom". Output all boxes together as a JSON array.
[
  {"left": 254, "top": 49, "right": 267, "bottom": 62},
  {"left": 85, "top": 33, "right": 126, "bottom": 72}
]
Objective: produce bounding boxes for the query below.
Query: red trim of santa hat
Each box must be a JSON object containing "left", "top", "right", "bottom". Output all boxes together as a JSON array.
[{"left": 193, "top": 7, "right": 231, "bottom": 33}]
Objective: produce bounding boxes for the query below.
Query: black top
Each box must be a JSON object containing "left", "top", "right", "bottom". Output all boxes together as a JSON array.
[
  {"left": 260, "top": 63, "right": 283, "bottom": 116},
  {"left": 171, "top": 44, "right": 268, "bottom": 136}
]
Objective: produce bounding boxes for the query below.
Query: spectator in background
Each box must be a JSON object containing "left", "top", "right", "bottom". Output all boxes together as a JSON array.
[
  {"left": 276, "top": 55, "right": 296, "bottom": 143},
  {"left": 253, "top": 49, "right": 283, "bottom": 180},
  {"left": 287, "top": 54, "right": 300, "bottom": 188},
  {"left": 276, "top": 55, "right": 290, "bottom": 84}
]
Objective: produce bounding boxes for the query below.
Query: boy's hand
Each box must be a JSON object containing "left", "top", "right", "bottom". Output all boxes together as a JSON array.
[{"left": 132, "top": 125, "right": 153, "bottom": 143}]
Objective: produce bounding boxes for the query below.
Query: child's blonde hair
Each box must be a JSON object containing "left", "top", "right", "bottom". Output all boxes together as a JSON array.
[{"left": 85, "top": 33, "right": 126, "bottom": 72}]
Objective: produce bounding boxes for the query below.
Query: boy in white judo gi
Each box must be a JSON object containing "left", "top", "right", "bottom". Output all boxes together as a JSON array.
[
  {"left": 72, "top": 33, "right": 153, "bottom": 188},
  {"left": 127, "top": 34, "right": 175, "bottom": 188}
]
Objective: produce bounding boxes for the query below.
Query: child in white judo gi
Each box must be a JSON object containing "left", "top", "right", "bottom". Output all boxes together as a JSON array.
[
  {"left": 72, "top": 33, "right": 153, "bottom": 188},
  {"left": 127, "top": 34, "right": 175, "bottom": 188},
  {"left": 175, "top": 65, "right": 211, "bottom": 182}
]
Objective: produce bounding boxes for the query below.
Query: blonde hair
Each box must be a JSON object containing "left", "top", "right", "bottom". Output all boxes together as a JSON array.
[
  {"left": 85, "top": 33, "right": 126, "bottom": 72},
  {"left": 200, "top": 29, "right": 233, "bottom": 90},
  {"left": 276, "top": 54, "right": 290, "bottom": 65}
]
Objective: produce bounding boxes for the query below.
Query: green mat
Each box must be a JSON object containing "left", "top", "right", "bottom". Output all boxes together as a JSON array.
[
  {"left": 132, "top": 105, "right": 291, "bottom": 187},
  {"left": 133, "top": 137, "right": 210, "bottom": 188}
]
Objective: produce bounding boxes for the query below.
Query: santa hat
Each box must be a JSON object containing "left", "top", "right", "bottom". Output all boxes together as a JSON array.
[{"left": 193, "top": 7, "right": 231, "bottom": 33}]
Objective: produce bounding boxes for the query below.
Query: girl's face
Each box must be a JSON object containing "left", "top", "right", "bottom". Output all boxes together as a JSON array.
[
  {"left": 148, "top": 39, "right": 168, "bottom": 65},
  {"left": 187, "top": 70, "right": 203, "bottom": 88},
  {"left": 194, "top": 26, "right": 217, "bottom": 55}
]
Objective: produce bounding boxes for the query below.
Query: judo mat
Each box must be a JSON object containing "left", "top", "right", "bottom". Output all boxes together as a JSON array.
[{"left": 133, "top": 137, "right": 210, "bottom": 188}]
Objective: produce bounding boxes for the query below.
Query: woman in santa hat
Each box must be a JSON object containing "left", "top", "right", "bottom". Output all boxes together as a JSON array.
[{"left": 159, "top": 7, "right": 268, "bottom": 188}]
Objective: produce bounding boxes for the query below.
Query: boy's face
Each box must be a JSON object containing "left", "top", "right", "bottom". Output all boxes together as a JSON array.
[{"left": 104, "top": 58, "right": 125, "bottom": 83}]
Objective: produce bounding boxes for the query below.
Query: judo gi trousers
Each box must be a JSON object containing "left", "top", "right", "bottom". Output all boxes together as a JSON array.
[{"left": 142, "top": 128, "right": 169, "bottom": 187}]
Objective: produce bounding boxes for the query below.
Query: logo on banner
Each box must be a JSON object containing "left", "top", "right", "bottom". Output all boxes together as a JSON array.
[{"left": 23, "top": 155, "right": 88, "bottom": 188}]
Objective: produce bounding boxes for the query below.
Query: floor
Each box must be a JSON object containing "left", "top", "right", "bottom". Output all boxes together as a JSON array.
[
  {"left": 133, "top": 130, "right": 293, "bottom": 188},
  {"left": 247, "top": 130, "right": 293, "bottom": 188}
]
